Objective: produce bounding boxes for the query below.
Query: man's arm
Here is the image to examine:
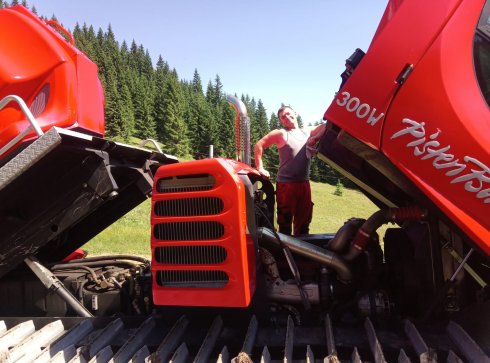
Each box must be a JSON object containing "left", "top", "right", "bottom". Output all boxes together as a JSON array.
[
  {"left": 306, "top": 122, "right": 327, "bottom": 146},
  {"left": 254, "top": 129, "right": 285, "bottom": 178}
]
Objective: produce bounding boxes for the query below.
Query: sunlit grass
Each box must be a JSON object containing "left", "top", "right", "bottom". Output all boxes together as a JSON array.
[{"left": 82, "top": 181, "right": 386, "bottom": 257}]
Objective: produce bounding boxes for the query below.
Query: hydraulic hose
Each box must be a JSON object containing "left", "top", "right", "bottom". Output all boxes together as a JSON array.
[
  {"left": 52, "top": 260, "right": 139, "bottom": 270},
  {"left": 69, "top": 255, "right": 149, "bottom": 264},
  {"left": 52, "top": 265, "right": 100, "bottom": 283},
  {"left": 343, "top": 206, "right": 427, "bottom": 261}
]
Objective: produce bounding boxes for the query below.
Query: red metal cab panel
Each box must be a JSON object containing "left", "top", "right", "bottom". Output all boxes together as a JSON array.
[
  {"left": 151, "top": 158, "right": 257, "bottom": 307},
  {"left": 383, "top": 0, "right": 490, "bottom": 254},
  {"left": 0, "top": 6, "right": 104, "bottom": 153},
  {"left": 324, "top": 0, "right": 461, "bottom": 150}
]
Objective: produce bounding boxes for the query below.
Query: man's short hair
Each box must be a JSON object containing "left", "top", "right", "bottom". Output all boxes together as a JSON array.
[{"left": 277, "top": 104, "right": 294, "bottom": 118}]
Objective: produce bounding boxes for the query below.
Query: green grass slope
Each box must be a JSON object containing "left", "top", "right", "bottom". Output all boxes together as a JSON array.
[{"left": 82, "top": 181, "right": 384, "bottom": 256}]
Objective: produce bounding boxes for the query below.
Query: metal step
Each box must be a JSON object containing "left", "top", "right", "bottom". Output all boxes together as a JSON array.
[{"left": 0, "top": 314, "right": 488, "bottom": 363}]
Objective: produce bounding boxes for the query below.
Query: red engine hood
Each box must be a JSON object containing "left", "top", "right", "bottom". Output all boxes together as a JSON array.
[{"left": 324, "top": 0, "right": 490, "bottom": 255}]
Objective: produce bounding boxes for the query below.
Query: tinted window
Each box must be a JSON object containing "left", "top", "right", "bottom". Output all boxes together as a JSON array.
[{"left": 475, "top": 1, "right": 490, "bottom": 106}]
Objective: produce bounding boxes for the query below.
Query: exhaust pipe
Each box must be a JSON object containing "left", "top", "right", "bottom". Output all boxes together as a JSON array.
[
  {"left": 226, "top": 95, "right": 251, "bottom": 165},
  {"left": 257, "top": 227, "right": 353, "bottom": 283}
]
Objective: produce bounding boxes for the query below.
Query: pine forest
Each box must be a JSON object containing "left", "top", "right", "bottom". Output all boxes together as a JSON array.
[{"left": 1, "top": 0, "right": 346, "bottom": 185}]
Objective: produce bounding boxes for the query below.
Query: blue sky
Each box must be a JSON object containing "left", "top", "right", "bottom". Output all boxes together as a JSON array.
[{"left": 28, "top": 1, "right": 388, "bottom": 125}]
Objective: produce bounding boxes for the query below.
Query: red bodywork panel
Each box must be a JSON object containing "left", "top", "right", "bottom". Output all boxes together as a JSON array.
[
  {"left": 151, "top": 158, "right": 257, "bottom": 307},
  {"left": 0, "top": 6, "right": 104, "bottom": 153},
  {"left": 325, "top": 0, "right": 490, "bottom": 254}
]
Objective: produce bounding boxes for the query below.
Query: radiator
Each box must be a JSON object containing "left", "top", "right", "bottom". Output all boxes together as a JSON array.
[{"left": 151, "top": 158, "right": 257, "bottom": 307}]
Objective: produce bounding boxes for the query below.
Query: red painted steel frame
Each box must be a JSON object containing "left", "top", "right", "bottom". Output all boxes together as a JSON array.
[
  {"left": 0, "top": 5, "right": 104, "bottom": 153},
  {"left": 325, "top": 0, "right": 490, "bottom": 254}
]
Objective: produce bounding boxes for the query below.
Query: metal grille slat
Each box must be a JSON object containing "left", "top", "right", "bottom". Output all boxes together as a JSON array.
[
  {"left": 157, "top": 174, "right": 215, "bottom": 193},
  {"left": 154, "top": 221, "right": 224, "bottom": 241},
  {"left": 155, "top": 198, "right": 224, "bottom": 217},
  {"left": 156, "top": 270, "right": 229, "bottom": 288},
  {"left": 155, "top": 246, "right": 227, "bottom": 265}
]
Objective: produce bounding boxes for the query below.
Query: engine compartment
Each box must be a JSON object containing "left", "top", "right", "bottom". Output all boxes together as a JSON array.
[{"left": 1, "top": 154, "right": 489, "bottom": 361}]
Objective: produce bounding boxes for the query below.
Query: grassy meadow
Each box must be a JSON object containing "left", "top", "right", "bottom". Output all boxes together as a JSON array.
[{"left": 81, "top": 181, "right": 386, "bottom": 257}]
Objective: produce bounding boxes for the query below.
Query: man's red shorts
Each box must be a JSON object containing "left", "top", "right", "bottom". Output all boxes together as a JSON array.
[{"left": 276, "top": 181, "right": 313, "bottom": 235}]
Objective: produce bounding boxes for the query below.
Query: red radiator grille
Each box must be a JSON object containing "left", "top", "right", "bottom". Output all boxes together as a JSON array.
[{"left": 151, "top": 158, "right": 257, "bottom": 307}]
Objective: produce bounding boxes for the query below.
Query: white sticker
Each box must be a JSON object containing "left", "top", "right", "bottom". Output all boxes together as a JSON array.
[
  {"left": 392, "top": 118, "right": 490, "bottom": 204},
  {"left": 336, "top": 91, "right": 384, "bottom": 126}
]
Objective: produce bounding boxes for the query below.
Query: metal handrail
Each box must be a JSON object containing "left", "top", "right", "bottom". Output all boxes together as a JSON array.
[
  {"left": 0, "top": 95, "right": 44, "bottom": 158},
  {"left": 138, "top": 138, "right": 163, "bottom": 154}
]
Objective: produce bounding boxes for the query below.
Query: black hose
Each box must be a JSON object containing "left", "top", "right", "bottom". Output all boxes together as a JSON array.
[
  {"left": 69, "top": 254, "right": 149, "bottom": 264},
  {"left": 52, "top": 265, "right": 99, "bottom": 282},
  {"left": 51, "top": 260, "right": 139, "bottom": 270}
]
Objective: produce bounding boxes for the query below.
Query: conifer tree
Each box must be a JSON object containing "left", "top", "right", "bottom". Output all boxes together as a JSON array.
[
  {"left": 159, "top": 74, "right": 190, "bottom": 157},
  {"left": 265, "top": 113, "right": 280, "bottom": 177},
  {"left": 297, "top": 114, "right": 304, "bottom": 128},
  {"left": 154, "top": 56, "right": 169, "bottom": 141},
  {"left": 219, "top": 99, "right": 237, "bottom": 158},
  {"left": 255, "top": 99, "right": 269, "bottom": 138},
  {"left": 205, "top": 80, "right": 221, "bottom": 153},
  {"left": 185, "top": 70, "right": 215, "bottom": 158},
  {"left": 247, "top": 97, "right": 259, "bottom": 146},
  {"left": 189, "top": 93, "right": 215, "bottom": 159},
  {"left": 192, "top": 69, "right": 203, "bottom": 93}
]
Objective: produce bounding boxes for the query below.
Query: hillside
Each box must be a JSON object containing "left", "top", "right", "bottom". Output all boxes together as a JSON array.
[{"left": 82, "top": 180, "right": 385, "bottom": 256}]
